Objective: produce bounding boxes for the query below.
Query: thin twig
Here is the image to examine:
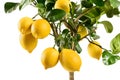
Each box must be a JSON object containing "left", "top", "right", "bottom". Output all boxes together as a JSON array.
[
  {"left": 74, "top": 6, "right": 97, "bottom": 22},
  {"left": 74, "top": 9, "right": 90, "bottom": 22},
  {"left": 32, "top": 13, "right": 39, "bottom": 19},
  {"left": 62, "top": 20, "right": 76, "bottom": 33},
  {"left": 49, "top": 33, "right": 54, "bottom": 36},
  {"left": 86, "top": 37, "right": 107, "bottom": 50}
]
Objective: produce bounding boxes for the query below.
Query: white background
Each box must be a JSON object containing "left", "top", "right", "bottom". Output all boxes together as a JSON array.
[{"left": 0, "top": 0, "right": 120, "bottom": 80}]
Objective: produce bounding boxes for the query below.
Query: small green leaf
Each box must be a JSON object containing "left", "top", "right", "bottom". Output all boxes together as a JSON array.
[
  {"left": 36, "top": 3, "right": 46, "bottom": 17},
  {"left": 4, "top": 2, "right": 19, "bottom": 13},
  {"left": 75, "top": 42, "right": 82, "bottom": 53},
  {"left": 99, "top": 21, "right": 113, "bottom": 33},
  {"left": 110, "top": 0, "right": 120, "bottom": 8},
  {"left": 104, "top": 1, "right": 114, "bottom": 18},
  {"left": 81, "top": 0, "right": 93, "bottom": 8},
  {"left": 85, "top": 7, "right": 101, "bottom": 18},
  {"left": 110, "top": 33, "right": 120, "bottom": 54},
  {"left": 106, "top": 7, "right": 114, "bottom": 18},
  {"left": 70, "top": 1, "right": 77, "bottom": 16},
  {"left": 45, "top": 0, "right": 55, "bottom": 5},
  {"left": 62, "top": 29, "right": 70, "bottom": 38},
  {"left": 19, "top": 0, "right": 32, "bottom": 10},
  {"left": 45, "top": 0, "right": 55, "bottom": 11},
  {"left": 113, "top": 8, "right": 120, "bottom": 15},
  {"left": 92, "top": 33, "right": 100, "bottom": 40},
  {"left": 47, "top": 9, "right": 66, "bottom": 22},
  {"left": 37, "top": 0, "right": 45, "bottom": 4},
  {"left": 102, "top": 50, "right": 118, "bottom": 65},
  {"left": 90, "top": 0, "right": 104, "bottom": 6}
]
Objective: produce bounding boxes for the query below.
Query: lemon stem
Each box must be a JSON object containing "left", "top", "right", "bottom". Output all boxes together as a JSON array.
[
  {"left": 86, "top": 37, "right": 107, "bottom": 50},
  {"left": 32, "top": 13, "right": 39, "bottom": 19}
]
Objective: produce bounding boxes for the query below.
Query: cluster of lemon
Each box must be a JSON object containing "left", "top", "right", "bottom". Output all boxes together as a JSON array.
[
  {"left": 18, "top": 17, "right": 102, "bottom": 72},
  {"left": 41, "top": 41, "right": 102, "bottom": 72},
  {"left": 41, "top": 47, "right": 82, "bottom": 72},
  {"left": 18, "top": 17, "right": 51, "bottom": 53},
  {"left": 18, "top": 0, "right": 102, "bottom": 72}
]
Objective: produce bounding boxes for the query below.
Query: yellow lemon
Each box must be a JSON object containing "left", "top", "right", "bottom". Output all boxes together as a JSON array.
[
  {"left": 77, "top": 26, "right": 87, "bottom": 39},
  {"left": 18, "top": 17, "right": 33, "bottom": 34},
  {"left": 54, "top": 0, "right": 70, "bottom": 13},
  {"left": 41, "top": 47, "right": 59, "bottom": 69},
  {"left": 19, "top": 33, "right": 38, "bottom": 53},
  {"left": 60, "top": 49, "right": 82, "bottom": 72},
  {"left": 87, "top": 41, "right": 102, "bottom": 60},
  {"left": 31, "top": 19, "right": 51, "bottom": 39}
]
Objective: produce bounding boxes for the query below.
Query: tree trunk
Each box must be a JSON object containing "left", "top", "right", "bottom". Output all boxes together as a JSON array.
[{"left": 69, "top": 72, "right": 74, "bottom": 80}]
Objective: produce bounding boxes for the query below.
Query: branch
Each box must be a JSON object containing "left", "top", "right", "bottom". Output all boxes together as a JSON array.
[
  {"left": 62, "top": 20, "right": 76, "bottom": 33},
  {"left": 74, "top": 7, "right": 97, "bottom": 22},
  {"left": 86, "top": 37, "right": 107, "bottom": 50},
  {"left": 50, "top": 23, "right": 59, "bottom": 39},
  {"left": 74, "top": 9, "right": 90, "bottom": 22},
  {"left": 32, "top": 13, "right": 39, "bottom": 19}
]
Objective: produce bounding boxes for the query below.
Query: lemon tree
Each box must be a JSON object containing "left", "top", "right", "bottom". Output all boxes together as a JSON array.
[{"left": 4, "top": 0, "right": 120, "bottom": 80}]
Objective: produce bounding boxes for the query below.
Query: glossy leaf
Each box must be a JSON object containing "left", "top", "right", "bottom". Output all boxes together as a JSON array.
[
  {"left": 102, "top": 50, "right": 120, "bottom": 65},
  {"left": 62, "top": 29, "right": 70, "bottom": 38},
  {"left": 113, "top": 8, "right": 120, "bottom": 15},
  {"left": 45, "top": 0, "right": 55, "bottom": 11},
  {"left": 45, "top": 0, "right": 55, "bottom": 5},
  {"left": 37, "top": 0, "right": 45, "bottom": 4},
  {"left": 110, "top": 33, "right": 120, "bottom": 54},
  {"left": 81, "top": 0, "right": 93, "bottom": 8},
  {"left": 85, "top": 7, "right": 101, "bottom": 18},
  {"left": 75, "top": 41, "right": 82, "bottom": 53},
  {"left": 104, "top": 1, "right": 114, "bottom": 18},
  {"left": 90, "top": 0, "right": 104, "bottom": 6},
  {"left": 4, "top": 2, "right": 19, "bottom": 13},
  {"left": 99, "top": 21, "right": 113, "bottom": 33},
  {"left": 37, "top": 3, "right": 46, "bottom": 17},
  {"left": 110, "top": 0, "right": 120, "bottom": 8},
  {"left": 47, "top": 9, "right": 66, "bottom": 22},
  {"left": 19, "top": 0, "right": 32, "bottom": 10}
]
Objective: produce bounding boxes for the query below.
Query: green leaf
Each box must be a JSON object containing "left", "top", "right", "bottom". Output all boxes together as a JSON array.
[
  {"left": 81, "top": 0, "right": 93, "bottom": 8},
  {"left": 47, "top": 9, "right": 66, "bottom": 22},
  {"left": 4, "top": 2, "right": 19, "bottom": 13},
  {"left": 99, "top": 21, "right": 113, "bottom": 33},
  {"left": 37, "top": 0, "right": 45, "bottom": 4},
  {"left": 91, "top": 33, "right": 100, "bottom": 40},
  {"left": 62, "top": 29, "right": 70, "bottom": 38},
  {"left": 110, "top": 33, "right": 120, "bottom": 54},
  {"left": 104, "top": 1, "right": 114, "bottom": 18},
  {"left": 45, "top": 0, "right": 55, "bottom": 5},
  {"left": 19, "top": 0, "right": 32, "bottom": 10},
  {"left": 113, "top": 8, "right": 120, "bottom": 15},
  {"left": 110, "top": 0, "right": 120, "bottom": 8},
  {"left": 102, "top": 50, "right": 119, "bottom": 65},
  {"left": 90, "top": 0, "right": 104, "bottom": 6},
  {"left": 45, "top": 0, "right": 55, "bottom": 11},
  {"left": 85, "top": 7, "right": 101, "bottom": 18},
  {"left": 37, "top": 3, "right": 46, "bottom": 17},
  {"left": 75, "top": 42, "right": 82, "bottom": 53}
]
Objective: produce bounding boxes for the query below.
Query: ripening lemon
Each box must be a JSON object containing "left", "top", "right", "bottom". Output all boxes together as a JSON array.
[
  {"left": 54, "top": 0, "right": 70, "bottom": 13},
  {"left": 41, "top": 47, "right": 59, "bottom": 69},
  {"left": 18, "top": 17, "right": 33, "bottom": 34},
  {"left": 60, "top": 49, "right": 82, "bottom": 72},
  {"left": 77, "top": 26, "right": 88, "bottom": 39},
  {"left": 87, "top": 41, "right": 102, "bottom": 60},
  {"left": 19, "top": 33, "right": 38, "bottom": 53},
  {"left": 31, "top": 19, "right": 51, "bottom": 39}
]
